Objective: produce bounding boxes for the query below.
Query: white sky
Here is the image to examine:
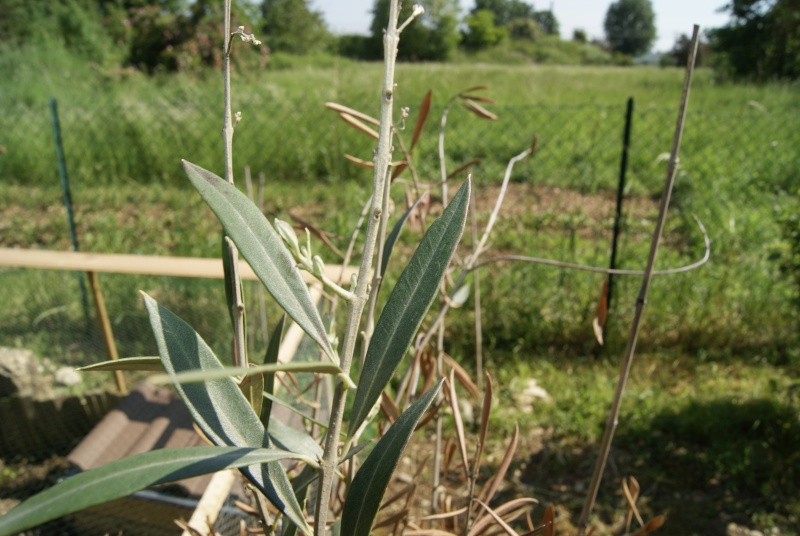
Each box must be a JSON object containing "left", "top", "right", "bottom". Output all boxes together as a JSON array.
[{"left": 312, "top": 0, "right": 730, "bottom": 52}]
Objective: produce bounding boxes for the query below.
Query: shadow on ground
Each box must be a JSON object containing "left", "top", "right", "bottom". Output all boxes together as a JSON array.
[{"left": 520, "top": 397, "right": 800, "bottom": 535}]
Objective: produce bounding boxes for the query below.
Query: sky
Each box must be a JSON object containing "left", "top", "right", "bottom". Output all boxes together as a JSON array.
[{"left": 312, "top": 0, "right": 731, "bottom": 53}]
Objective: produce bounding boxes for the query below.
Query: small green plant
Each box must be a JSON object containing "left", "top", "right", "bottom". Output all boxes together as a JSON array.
[
  {"left": 0, "top": 4, "right": 707, "bottom": 536},
  {"left": 0, "top": 2, "right": 534, "bottom": 535}
]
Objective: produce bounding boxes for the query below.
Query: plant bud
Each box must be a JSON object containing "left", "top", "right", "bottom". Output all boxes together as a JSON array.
[
  {"left": 312, "top": 255, "right": 326, "bottom": 278},
  {"left": 274, "top": 219, "right": 300, "bottom": 257}
]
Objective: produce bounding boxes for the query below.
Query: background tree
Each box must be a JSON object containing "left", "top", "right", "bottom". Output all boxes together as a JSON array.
[
  {"left": 603, "top": 0, "right": 656, "bottom": 56},
  {"left": 261, "top": 0, "right": 330, "bottom": 54},
  {"left": 663, "top": 32, "right": 710, "bottom": 67},
  {"left": 532, "top": 9, "right": 559, "bottom": 35},
  {"left": 573, "top": 28, "right": 588, "bottom": 43},
  {"left": 462, "top": 9, "right": 508, "bottom": 49},
  {"left": 369, "top": 0, "right": 460, "bottom": 61},
  {"left": 471, "top": 0, "right": 534, "bottom": 26},
  {"left": 709, "top": 0, "right": 800, "bottom": 80}
]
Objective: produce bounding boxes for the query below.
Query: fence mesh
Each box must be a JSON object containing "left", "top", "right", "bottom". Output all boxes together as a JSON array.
[{"left": 1, "top": 91, "right": 799, "bottom": 534}]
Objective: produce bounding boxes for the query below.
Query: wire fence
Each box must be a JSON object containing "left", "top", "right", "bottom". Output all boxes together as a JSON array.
[
  {"left": 2, "top": 92, "right": 798, "bottom": 364},
  {"left": 2, "top": 93, "right": 798, "bottom": 375},
  {"left": 3, "top": 93, "right": 799, "bottom": 196},
  {"left": 1, "top": 93, "right": 799, "bottom": 533}
]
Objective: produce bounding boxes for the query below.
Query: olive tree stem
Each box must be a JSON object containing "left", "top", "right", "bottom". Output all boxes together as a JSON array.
[
  {"left": 313, "top": 2, "right": 422, "bottom": 532},
  {"left": 222, "top": 0, "right": 247, "bottom": 368}
]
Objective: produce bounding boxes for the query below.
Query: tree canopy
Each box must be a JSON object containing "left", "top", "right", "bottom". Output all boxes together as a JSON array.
[
  {"left": 261, "top": 0, "right": 330, "bottom": 54},
  {"left": 709, "top": 0, "right": 800, "bottom": 80},
  {"left": 471, "top": 0, "right": 534, "bottom": 25},
  {"left": 603, "top": 0, "right": 656, "bottom": 56},
  {"left": 368, "top": 0, "right": 460, "bottom": 61}
]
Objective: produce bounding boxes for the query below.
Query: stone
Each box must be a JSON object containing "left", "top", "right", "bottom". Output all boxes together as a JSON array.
[
  {"left": 55, "top": 366, "right": 82, "bottom": 387},
  {"left": 0, "top": 347, "right": 53, "bottom": 399}
]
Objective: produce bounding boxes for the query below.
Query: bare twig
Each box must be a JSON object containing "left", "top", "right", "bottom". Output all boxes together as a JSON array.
[
  {"left": 472, "top": 214, "right": 710, "bottom": 275},
  {"left": 576, "top": 25, "right": 701, "bottom": 534}
]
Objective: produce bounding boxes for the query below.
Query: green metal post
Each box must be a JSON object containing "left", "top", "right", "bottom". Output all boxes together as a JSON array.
[{"left": 50, "top": 97, "right": 90, "bottom": 328}]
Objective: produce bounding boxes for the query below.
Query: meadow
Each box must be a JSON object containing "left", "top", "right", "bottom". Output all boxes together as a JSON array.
[{"left": 1, "top": 46, "right": 799, "bottom": 533}]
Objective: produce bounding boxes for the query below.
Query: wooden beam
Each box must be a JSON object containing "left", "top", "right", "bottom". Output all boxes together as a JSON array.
[{"left": 0, "top": 248, "right": 357, "bottom": 285}]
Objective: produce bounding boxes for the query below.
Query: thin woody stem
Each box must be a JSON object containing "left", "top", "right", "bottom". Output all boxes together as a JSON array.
[
  {"left": 314, "top": 1, "right": 418, "bottom": 532},
  {"left": 222, "top": 0, "right": 247, "bottom": 368},
  {"left": 576, "top": 25, "right": 700, "bottom": 534}
]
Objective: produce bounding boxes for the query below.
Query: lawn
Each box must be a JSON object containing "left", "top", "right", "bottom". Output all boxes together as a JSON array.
[{"left": 1, "top": 48, "right": 799, "bottom": 534}]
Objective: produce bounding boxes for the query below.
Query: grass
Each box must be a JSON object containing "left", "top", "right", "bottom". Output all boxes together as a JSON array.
[
  {"left": 1, "top": 45, "right": 799, "bottom": 534},
  {"left": 490, "top": 351, "right": 800, "bottom": 534}
]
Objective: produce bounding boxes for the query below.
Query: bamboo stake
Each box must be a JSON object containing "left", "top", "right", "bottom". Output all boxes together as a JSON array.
[
  {"left": 87, "top": 271, "right": 126, "bottom": 394},
  {"left": 576, "top": 25, "right": 701, "bottom": 534}
]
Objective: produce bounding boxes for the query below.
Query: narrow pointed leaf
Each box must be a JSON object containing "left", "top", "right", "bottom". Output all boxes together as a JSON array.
[
  {"left": 381, "top": 194, "right": 427, "bottom": 278},
  {"left": 342, "top": 381, "right": 442, "bottom": 536},
  {"left": 446, "top": 158, "right": 482, "bottom": 180},
  {"left": 344, "top": 154, "right": 375, "bottom": 168},
  {"left": 0, "top": 447, "right": 306, "bottom": 536},
  {"left": 462, "top": 99, "right": 498, "bottom": 121},
  {"left": 339, "top": 112, "right": 380, "bottom": 139},
  {"left": 261, "top": 314, "right": 286, "bottom": 430},
  {"left": 78, "top": 357, "right": 163, "bottom": 372},
  {"left": 447, "top": 371, "right": 470, "bottom": 480},
  {"left": 268, "top": 419, "right": 323, "bottom": 459},
  {"left": 349, "top": 180, "right": 470, "bottom": 436},
  {"left": 182, "top": 161, "right": 334, "bottom": 361},
  {"left": 142, "top": 293, "right": 311, "bottom": 533},
  {"left": 410, "top": 90, "right": 432, "bottom": 150},
  {"left": 239, "top": 367, "right": 264, "bottom": 417},
  {"left": 325, "top": 102, "right": 380, "bottom": 126},
  {"left": 151, "top": 361, "right": 343, "bottom": 385}
]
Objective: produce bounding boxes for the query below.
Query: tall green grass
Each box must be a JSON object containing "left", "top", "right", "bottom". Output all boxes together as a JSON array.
[{"left": 1, "top": 44, "right": 799, "bottom": 364}]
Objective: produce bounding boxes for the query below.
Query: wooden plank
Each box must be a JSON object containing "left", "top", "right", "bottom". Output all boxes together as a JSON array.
[{"left": 0, "top": 248, "right": 357, "bottom": 285}]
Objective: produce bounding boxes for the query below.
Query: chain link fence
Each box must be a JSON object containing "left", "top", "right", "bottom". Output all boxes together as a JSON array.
[{"left": 1, "top": 91, "right": 798, "bottom": 533}]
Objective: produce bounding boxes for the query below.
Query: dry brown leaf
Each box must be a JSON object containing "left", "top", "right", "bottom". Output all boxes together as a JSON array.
[
  {"left": 391, "top": 161, "right": 408, "bottom": 180},
  {"left": 462, "top": 99, "right": 498, "bottom": 121},
  {"left": 475, "top": 424, "right": 519, "bottom": 517},
  {"left": 446, "top": 158, "right": 482, "bottom": 180},
  {"left": 411, "top": 89, "right": 432, "bottom": 151},
  {"left": 623, "top": 475, "right": 643, "bottom": 531},
  {"left": 529, "top": 134, "right": 538, "bottom": 155},
  {"left": 373, "top": 509, "right": 409, "bottom": 529},
  {"left": 543, "top": 504, "right": 555, "bottom": 536},
  {"left": 473, "top": 500, "right": 521, "bottom": 536},
  {"left": 344, "top": 153, "right": 374, "bottom": 168},
  {"left": 632, "top": 515, "right": 666, "bottom": 535},
  {"left": 592, "top": 278, "right": 610, "bottom": 346},
  {"left": 475, "top": 371, "right": 493, "bottom": 473},
  {"left": 416, "top": 507, "right": 468, "bottom": 523},
  {"left": 381, "top": 390, "right": 400, "bottom": 423},
  {"left": 460, "top": 85, "right": 489, "bottom": 95},
  {"left": 443, "top": 353, "right": 481, "bottom": 397},
  {"left": 462, "top": 95, "right": 495, "bottom": 104},
  {"left": 448, "top": 369, "right": 471, "bottom": 480},
  {"left": 325, "top": 101, "right": 379, "bottom": 125},
  {"left": 339, "top": 112, "right": 380, "bottom": 139},
  {"left": 468, "top": 498, "right": 539, "bottom": 536}
]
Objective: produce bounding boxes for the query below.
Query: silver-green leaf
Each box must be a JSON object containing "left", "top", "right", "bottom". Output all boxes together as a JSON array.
[
  {"left": 182, "top": 160, "right": 334, "bottom": 361},
  {"left": 0, "top": 447, "right": 306, "bottom": 536},
  {"left": 341, "top": 381, "right": 443, "bottom": 536},
  {"left": 348, "top": 180, "right": 470, "bottom": 436},
  {"left": 143, "top": 293, "right": 312, "bottom": 533}
]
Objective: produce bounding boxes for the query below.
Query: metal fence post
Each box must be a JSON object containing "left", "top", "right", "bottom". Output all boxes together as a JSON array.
[
  {"left": 607, "top": 97, "right": 634, "bottom": 308},
  {"left": 50, "top": 97, "right": 91, "bottom": 328}
]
